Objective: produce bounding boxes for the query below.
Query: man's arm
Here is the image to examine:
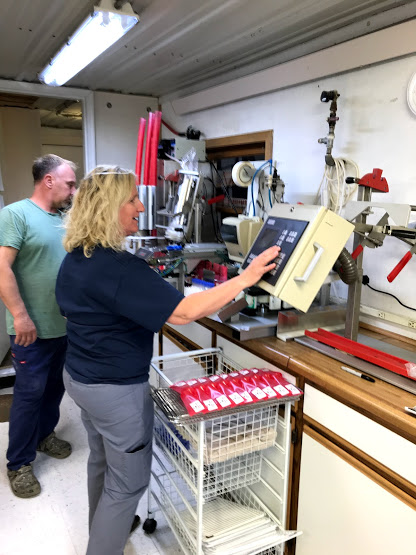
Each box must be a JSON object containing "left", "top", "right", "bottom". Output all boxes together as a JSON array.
[{"left": 0, "top": 246, "right": 37, "bottom": 346}]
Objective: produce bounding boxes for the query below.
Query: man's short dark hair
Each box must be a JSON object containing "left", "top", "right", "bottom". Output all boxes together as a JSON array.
[{"left": 32, "top": 154, "right": 76, "bottom": 183}]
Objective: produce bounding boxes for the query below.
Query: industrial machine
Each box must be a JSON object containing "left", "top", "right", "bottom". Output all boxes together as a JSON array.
[
  {"left": 221, "top": 215, "right": 263, "bottom": 262},
  {"left": 132, "top": 153, "right": 287, "bottom": 295},
  {"left": 127, "top": 144, "right": 230, "bottom": 293},
  {"left": 221, "top": 160, "right": 285, "bottom": 262},
  {"left": 294, "top": 167, "right": 416, "bottom": 394}
]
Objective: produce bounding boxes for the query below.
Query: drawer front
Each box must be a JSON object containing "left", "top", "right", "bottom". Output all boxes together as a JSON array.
[
  {"left": 296, "top": 433, "right": 416, "bottom": 555},
  {"left": 304, "top": 384, "right": 416, "bottom": 485}
]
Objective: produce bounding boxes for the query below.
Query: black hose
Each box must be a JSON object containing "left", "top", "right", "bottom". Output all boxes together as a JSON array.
[{"left": 333, "top": 248, "right": 359, "bottom": 284}]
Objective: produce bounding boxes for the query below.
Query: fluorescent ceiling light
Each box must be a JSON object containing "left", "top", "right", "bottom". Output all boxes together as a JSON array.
[{"left": 39, "top": 0, "right": 139, "bottom": 87}]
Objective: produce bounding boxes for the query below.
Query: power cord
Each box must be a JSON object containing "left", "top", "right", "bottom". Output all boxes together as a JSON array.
[
  {"left": 208, "top": 160, "right": 239, "bottom": 216},
  {"left": 362, "top": 275, "right": 416, "bottom": 311},
  {"left": 202, "top": 178, "right": 223, "bottom": 242}
]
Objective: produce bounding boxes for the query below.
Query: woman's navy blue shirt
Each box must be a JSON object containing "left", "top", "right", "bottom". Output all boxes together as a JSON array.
[{"left": 55, "top": 246, "right": 184, "bottom": 385}]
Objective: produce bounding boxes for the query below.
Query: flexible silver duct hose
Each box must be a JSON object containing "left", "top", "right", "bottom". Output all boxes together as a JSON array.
[{"left": 333, "top": 248, "right": 359, "bottom": 284}]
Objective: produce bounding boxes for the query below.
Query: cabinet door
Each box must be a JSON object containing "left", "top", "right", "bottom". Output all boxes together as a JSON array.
[
  {"left": 303, "top": 385, "right": 416, "bottom": 486},
  {"left": 296, "top": 433, "right": 416, "bottom": 555}
]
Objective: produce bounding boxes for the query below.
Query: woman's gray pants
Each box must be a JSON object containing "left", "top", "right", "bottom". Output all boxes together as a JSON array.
[{"left": 63, "top": 369, "right": 154, "bottom": 555}]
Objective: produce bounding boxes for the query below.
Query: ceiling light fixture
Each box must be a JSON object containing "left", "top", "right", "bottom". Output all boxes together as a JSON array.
[{"left": 38, "top": 0, "right": 139, "bottom": 87}]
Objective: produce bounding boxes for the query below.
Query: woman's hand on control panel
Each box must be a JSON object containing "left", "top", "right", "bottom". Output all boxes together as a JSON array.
[{"left": 240, "top": 246, "right": 281, "bottom": 288}]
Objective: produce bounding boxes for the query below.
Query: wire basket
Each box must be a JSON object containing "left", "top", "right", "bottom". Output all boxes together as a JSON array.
[
  {"left": 151, "top": 348, "right": 240, "bottom": 391},
  {"left": 154, "top": 469, "right": 293, "bottom": 555},
  {"left": 154, "top": 409, "right": 263, "bottom": 500}
]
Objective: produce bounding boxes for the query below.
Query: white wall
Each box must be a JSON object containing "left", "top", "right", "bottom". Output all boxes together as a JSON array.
[
  {"left": 40, "top": 127, "right": 84, "bottom": 182},
  {"left": 94, "top": 91, "right": 158, "bottom": 171},
  {"left": 161, "top": 51, "right": 416, "bottom": 335},
  {"left": 0, "top": 107, "right": 42, "bottom": 205}
]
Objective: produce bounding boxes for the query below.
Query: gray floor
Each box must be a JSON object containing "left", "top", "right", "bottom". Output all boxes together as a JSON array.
[{"left": 0, "top": 338, "right": 182, "bottom": 555}]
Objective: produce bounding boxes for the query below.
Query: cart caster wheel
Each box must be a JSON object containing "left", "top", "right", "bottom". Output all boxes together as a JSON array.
[{"left": 143, "top": 518, "right": 157, "bottom": 534}]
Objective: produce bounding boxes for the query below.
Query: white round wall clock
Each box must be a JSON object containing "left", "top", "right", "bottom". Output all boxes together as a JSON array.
[{"left": 407, "top": 71, "right": 416, "bottom": 115}]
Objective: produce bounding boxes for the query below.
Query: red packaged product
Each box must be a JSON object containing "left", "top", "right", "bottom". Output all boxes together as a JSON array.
[
  {"left": 195, "top": 377, "right": 221, "bottom": 413},
  {"left": 227, "top": 371, "right": 254, "bottom": 405},
  {"left": 251, "top": 369, "right": 281, "bottom": 399},
  {"left": 214, "top": 373, "right": 247, "bottom": 406},
  {"left": 206, "top": 375, "right": 235, "bottom": 409},
  {"left": 261, "top": 370, "right": 291, "bottom": 398},
  {"left": 170, "top": 379, "right": 206, "bottom": 416},
  {"left": 238, "top": 369, "right": 272, "bottom": 401},
  {"left": 260, "top": 369, "right": 302, "bottom": 398}
]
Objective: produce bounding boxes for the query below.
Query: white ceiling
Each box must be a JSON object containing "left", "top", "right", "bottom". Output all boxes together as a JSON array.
[{"left": 1, "top": 0, "right": 416, "bottom": 127}]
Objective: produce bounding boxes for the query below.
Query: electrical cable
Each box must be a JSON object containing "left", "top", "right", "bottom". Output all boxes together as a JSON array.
[
  {"left": 208, "top": 160, "right": 239, "bottom": 216},
  {"left": 248, "top": 159, "right": 272, "bottom": 216},
  {"left": 255, "top": 178, "right": 265, "bottom": 212},
  {"left": 315, "top": 157, "right": 359, "bottom": 214},
  {"left": 157, "top": 258, "right": 184, "bottom": 277},
  {"left": 202, "top": 179, "right": 223, "bottom": 242},
  {"left": 363, "top": 275, "right": 416, "bottom": 311},
  {"left": 161, "top": 119, "right": 182, "bottom": 136}
]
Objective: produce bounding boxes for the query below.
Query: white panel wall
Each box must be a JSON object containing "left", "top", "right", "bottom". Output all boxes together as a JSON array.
[
  {"left": 161, "top": 52, "right": 416, "bottom": 334},
  {"left": 94, "top": 91, "right": 158, "bottom": 171}
]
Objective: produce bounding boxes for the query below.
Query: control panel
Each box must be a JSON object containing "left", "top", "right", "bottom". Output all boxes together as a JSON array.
[
  {"left": 241, "top": 204, "right": 354, "bottom": 312},
  {"left": 242, "top": 218, "right": 309, "bottom": 285}
]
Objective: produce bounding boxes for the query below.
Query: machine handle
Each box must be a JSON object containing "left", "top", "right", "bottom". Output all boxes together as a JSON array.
[
  {"left": 294, "top": 242, "right": 324, "bottom": 282},
  {"left": 387, "top": 251, "right": 413, "bottom": 282}
]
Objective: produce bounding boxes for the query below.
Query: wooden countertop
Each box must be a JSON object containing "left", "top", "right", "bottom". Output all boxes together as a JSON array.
[{"left": 198, "top": 317, "right": 416, "bottom": 445}]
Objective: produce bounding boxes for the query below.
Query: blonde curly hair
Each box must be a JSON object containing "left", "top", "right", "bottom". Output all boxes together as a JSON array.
[{"left": 63, "top": 165, "right": 137, "bottom": 257}]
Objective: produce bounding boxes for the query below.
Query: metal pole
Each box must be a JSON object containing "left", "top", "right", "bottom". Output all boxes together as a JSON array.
[
  {"left": 345, "top": 186, "right": 372, "bottom": 340},
  {"left": 196, "top": 421, "right": 204, "bottom": 555}
]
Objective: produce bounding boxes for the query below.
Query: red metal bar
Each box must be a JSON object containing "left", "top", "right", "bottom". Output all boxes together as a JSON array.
[
  {"left": 310, "top": 328, "right": 410, "bottom": 365},
  {"left": 387, "top": 251, "right": 413, "bottom": 282},
  {"left": 351, "top": 244, "right": 363, "bottom": 260},
  {"left": 208, "top": 194, "right": 225, "bottom": 205},
  {"left": 305, "top": 328, "right": 415, "bottom": 379}
]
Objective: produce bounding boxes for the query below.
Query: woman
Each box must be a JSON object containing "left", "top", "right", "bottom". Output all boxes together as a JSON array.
[{"left": 55, "top": 165, "right": 279, "bottom": 555}]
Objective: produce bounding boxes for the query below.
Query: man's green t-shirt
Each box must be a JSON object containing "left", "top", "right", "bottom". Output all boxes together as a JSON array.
[{"left": 0, "top": 199, "right": 67, "bottom": 338}]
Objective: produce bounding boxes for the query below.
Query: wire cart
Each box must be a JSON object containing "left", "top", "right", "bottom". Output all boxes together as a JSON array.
[{"left": 144, "top": 347, "right": 301, "bottom": 555}]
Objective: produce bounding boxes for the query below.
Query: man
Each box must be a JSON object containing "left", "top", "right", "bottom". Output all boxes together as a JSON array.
[{"left": 0, "top": 154, "right": 77, "bottom": 498}]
